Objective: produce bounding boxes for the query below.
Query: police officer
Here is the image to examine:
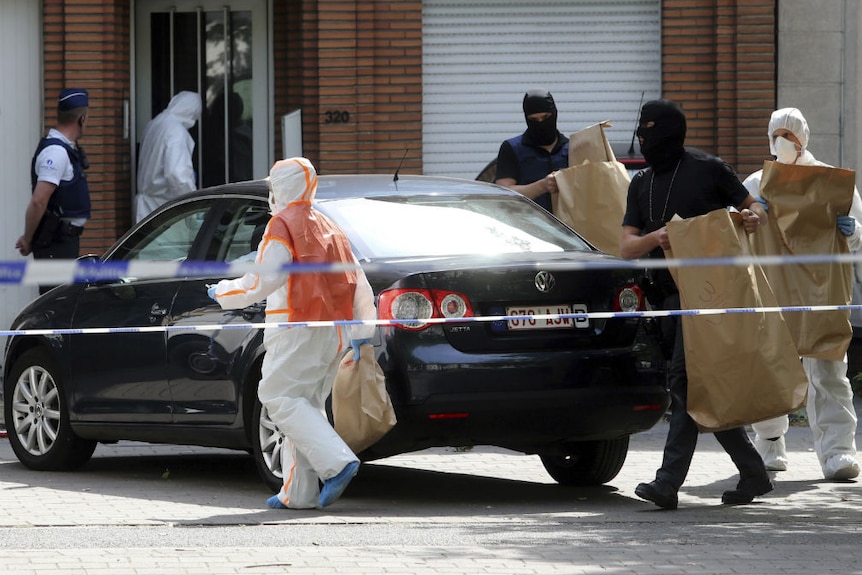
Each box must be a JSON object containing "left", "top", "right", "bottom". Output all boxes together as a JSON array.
[
  {"left": 17, "top": 88, "right": 91, "bottom": 294},
  {"left": 494, "top": 89, "right": 569, "bottom": 213}
]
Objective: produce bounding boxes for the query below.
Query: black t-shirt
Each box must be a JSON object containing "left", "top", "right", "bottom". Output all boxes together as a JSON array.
[
  {"left": 622, "top": 148, "right": 749, "bottom": 296},
  {"left": 623, "top": 147, "right": 748, "bottom": 239}
]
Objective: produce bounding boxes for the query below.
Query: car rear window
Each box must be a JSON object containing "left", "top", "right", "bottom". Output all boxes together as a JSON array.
[{"left": 319, "top": 195, "right": 592, "bottom": 258}]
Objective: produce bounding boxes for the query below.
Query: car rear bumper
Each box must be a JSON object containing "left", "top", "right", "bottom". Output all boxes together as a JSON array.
[{"left": 363, "top": 380, "right": 669, "bottom": 459}]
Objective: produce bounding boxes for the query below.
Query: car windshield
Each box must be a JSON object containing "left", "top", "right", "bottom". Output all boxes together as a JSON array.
[{"left": 319, "top": 195, "right": 592, "bottom": 258}]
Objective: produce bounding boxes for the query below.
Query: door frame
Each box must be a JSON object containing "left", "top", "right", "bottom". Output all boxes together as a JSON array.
[{"left": 130, "top": 0, "right": 273, "bottom": 197}]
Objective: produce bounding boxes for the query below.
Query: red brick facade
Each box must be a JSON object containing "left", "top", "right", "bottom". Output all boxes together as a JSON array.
[
  {"left": 662, "top": 0, "right": 776, "bottom": 177},
  {"left": 42, "top": 0, "right": 775, "bottom": 255},
  {"left": 273, "top": 1, "right": 423, "bottom": 175},
  {"left": 43, "top": 0, "right": 132, "bottom": 254}
]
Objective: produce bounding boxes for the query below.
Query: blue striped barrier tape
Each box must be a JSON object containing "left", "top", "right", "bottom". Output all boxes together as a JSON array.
[
  {"left": 2, "top": 304, "right": 860, "bottom": 337},
  {"left": 3, "top": 252, "right": 862, "bottom": 285}
]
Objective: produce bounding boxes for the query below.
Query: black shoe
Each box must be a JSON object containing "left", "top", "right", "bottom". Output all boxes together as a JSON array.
[
  {"left": 721, "top": 477, "right": 774, "bottom": 505},
  {"left": 635, "top": 480, "right": 678, "bottom": 510}
]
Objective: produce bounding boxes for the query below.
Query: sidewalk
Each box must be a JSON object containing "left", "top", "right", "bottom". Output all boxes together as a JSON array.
[{"left": 0, "top": 404, "right": 860, "bottom": 574}]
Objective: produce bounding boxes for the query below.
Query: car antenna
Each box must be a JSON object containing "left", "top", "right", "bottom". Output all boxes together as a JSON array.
[
  {"left": 393, "top": 149, "right": 409, "bottom": 187},
  {"left": 628, "top": 91, "right": 645, "bottom": 156}
]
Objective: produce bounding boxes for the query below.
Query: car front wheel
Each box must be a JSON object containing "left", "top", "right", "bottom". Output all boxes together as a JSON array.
[
  {"left": 252, "top": 399, "right": 286, "bottom": 492},
  {"left": 539, "top": 436, "right": 629, "bottom": 486},
  {"left": 5, "top": 348, "right": 97, "bottom": 471}
]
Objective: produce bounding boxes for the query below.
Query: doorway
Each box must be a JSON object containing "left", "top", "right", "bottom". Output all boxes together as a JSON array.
[{"left": 134, "top": 0, "right": 270, "bottom": 192}]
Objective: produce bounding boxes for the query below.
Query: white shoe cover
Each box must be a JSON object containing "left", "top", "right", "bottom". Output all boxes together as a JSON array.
[
  {"left": 754, "top": 435, "right": 788, "bottom": 471},
  {"left": 824, "top": 453, "right": 860, "bottom": 480}
]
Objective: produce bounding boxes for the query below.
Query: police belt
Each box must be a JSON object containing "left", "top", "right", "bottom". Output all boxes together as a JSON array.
[{"left": 59, "top": 220, "right": 85, "bottom": 236}]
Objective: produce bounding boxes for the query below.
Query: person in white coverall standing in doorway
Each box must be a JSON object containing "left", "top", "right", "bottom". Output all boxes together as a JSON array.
[
  {"left": 745, "top": 107, "right": 862, "bottom": 480},
  {"left": 135, "top": 91, "right": 202, "bottom": 222},
  {"left": 209, "top": 157, "right": 378, "bottom": 509}
]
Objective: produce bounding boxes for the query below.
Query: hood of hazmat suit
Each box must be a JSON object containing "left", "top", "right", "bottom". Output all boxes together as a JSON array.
[
  {"left": 267, "top": 156, "right": 318, "bottom": 214},
  {"left": 767, "top": 107, "right": 813, "bottom": 165}
]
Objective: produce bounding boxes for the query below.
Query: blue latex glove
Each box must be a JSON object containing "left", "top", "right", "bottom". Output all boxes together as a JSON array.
[
  {"left": 754, "top": 195, "right": 768, "bottom": 212},
  {"left": 351, "top": 338, "right": 371, "bottom": 360},
  {"left": 838, "top": 215, "right": 856, "bottom": 236},
  {"left": 207, "top": 285, "right": 218, "bottom": 301}
]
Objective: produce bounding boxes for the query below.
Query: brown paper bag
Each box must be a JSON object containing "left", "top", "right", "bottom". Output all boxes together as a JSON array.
[
  {"left": 666, "top": 209, "right": 808, "bottom": 432},
  {"left": 332, "top": 344, "right": 397, "bottom": 453},
  {"left": 568, "top": 120, "right": 616, "bottom": 165},
  {"left": 749, "top": 161, "right": 856, "bottom": 360},
  {"left": 553, "top": 121, "right": 630, "bottom": 256}
]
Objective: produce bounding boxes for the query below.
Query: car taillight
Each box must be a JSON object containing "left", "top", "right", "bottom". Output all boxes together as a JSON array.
[
  {"left": 378, "top": 288, "right": 474, "bottom": 330},
  {"left": 615, "top": 284, "right": 645, "bottom": 312}
]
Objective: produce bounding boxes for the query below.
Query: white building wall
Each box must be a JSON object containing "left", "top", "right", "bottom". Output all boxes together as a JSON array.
[
  {"left": 779, "top": 1, "right": 862, "bottom": 344},
  {"left": 778, "top": 0, "right": 855, "bottom": 179},
  {"left": 0, "top": 0, "right": 42, "bottom": 376}
]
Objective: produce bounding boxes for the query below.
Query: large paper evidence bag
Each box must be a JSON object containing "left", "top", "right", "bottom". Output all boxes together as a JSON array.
[
  {"left": 748, "top": 161, "right": 856, "bottom": 361},
  {"left": 553, "top": 121, "right": 630, "bottom": 256},
  {"left": 332, "top": 344, "right": 397, "bottom": 454},
  {"left": 666, "top": 209, "right": 808, "bottom": 432}
]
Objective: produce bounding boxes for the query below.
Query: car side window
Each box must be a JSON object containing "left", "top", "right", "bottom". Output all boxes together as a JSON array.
[
  {"left": 205, "top": 200, "right": 271, "bottom": 262},
  {"left": 113, "top": 204, "right": 210, "bottom": 262}
]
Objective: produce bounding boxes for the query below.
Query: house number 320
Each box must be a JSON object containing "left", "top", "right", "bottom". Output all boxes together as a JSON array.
[{"left": 324, "top": 110, "right": 350, "bottom": 124}]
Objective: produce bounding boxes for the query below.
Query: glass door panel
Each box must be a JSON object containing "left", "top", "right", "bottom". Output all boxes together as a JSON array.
[{"left": 135, "top": 1, "right": 269, "bottom": 193}]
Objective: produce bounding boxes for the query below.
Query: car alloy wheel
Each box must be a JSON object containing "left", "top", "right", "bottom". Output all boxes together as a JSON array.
[
  {"left": 5, "top": 348, "right": 96, "bottom": 470},
  {"left": 252, "top": 399, "right": 286, "bottom": 492}
]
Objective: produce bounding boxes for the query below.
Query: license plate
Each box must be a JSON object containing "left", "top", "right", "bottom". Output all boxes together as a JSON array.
[{"left": 505, "top": 304, "right": 588, "bottom": 330}]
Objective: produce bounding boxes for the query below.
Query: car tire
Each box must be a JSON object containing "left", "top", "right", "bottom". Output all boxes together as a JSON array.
[
  {"left": 5, "top": 348, "right": 97, "bottom": 471},
  {"left": 539, "top": 436, "right": 629, "bottom": 486},
  {"left": 252, "top": 398, "right": 286, "bottom": 493}
]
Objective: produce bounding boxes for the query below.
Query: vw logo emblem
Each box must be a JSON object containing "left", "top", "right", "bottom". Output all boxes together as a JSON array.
[{"left": 534, "top": 271, "right": 555, "bottom": 293}]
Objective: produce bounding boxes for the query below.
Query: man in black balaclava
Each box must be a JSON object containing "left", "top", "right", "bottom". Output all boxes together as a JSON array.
[
  {"left": 619, "top": 98, "right": 773, "bottom": 510},
  {"left": 636, "top": 98, "right": 686, "bottom": 174},
  {"left": 494, "top": 89, "right": 569, "bottom": 213}
]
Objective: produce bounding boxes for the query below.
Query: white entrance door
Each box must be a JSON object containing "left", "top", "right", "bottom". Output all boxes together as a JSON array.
[{"left": 134, "top": 0, "right": 270, "bottom": 191}]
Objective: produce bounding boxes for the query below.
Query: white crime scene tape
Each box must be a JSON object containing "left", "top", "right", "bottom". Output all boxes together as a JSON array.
[
  {"left": 3, "top": 251, "right": 862, "bottom": 286},
  {"left": 2, "top": 255, "right": 861, "bottom": 336},
  {"left": 2, "top": 305, "right": 861, "bottom": 338}
]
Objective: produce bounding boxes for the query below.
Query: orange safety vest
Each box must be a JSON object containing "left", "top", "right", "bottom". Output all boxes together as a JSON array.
[{"left": 268, "top": 202, "right": 357, "bottom": 322}]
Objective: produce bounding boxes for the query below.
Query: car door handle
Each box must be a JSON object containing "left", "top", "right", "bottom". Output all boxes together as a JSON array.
[
  {"left": 149, "top": 303, "right": 169, "bottom": 323},
  {"left": 241, "top": 303, "right": 265, "bottom": 321}
]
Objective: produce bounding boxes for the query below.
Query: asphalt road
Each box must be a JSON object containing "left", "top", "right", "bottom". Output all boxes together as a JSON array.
[{"left": 1, "top": 405, "right": 861, "bottom": 574}]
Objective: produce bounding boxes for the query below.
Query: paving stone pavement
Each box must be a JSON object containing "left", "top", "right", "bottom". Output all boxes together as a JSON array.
[{"left": 1, "top": 401, "right": 860, "bottom": 574}]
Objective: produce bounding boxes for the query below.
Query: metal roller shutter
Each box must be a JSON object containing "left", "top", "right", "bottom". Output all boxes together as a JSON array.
[{"left": 422, "top": 0, "right": 661, "bottom": 179}]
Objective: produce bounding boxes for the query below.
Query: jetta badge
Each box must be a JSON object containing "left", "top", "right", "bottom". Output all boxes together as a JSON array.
[{"left": 534, "top": 271, "right": 555, "bottom": 293}]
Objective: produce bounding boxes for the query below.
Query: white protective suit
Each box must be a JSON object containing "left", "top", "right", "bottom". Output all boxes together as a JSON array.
[
  {"left": 135, "top": 91, "right": 201, "bottom": 222},
  {"left": 745, "top": 108, "right": 861, "bottom": 479},
  {"left": 212, "top": 157, "right": 378, "bottom": 508}
]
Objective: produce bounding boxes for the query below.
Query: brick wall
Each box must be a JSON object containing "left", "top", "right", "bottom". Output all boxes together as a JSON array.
[
  {"left": 662, "top": 0, "right": 776, "bottom": 179},
  {"left": 42, "top": 0, "right": 131, "bottom": 255},
  {"left": 41, "top": 0, "right": 773, "bottom": 255},
  {"left": 273, "top": 1, "right": 423, "bottom": 175}
]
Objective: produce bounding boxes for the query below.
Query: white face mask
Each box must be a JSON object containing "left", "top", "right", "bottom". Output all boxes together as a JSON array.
[{"left": 774, "top": 135, "right": 800, "bottom": 164}]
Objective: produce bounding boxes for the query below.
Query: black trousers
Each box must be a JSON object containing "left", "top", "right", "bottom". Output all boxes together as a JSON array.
[
  {"left": 654, "top": 293, "right": 769, "bottom": 491},
  {"left": 33, "top": 233, "right": 81, "bottom": 295}
]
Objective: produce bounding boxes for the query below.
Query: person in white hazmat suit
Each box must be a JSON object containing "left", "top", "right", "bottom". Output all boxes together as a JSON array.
[
  {"left": 745, "top": 107, "right": 861, "bottom": 480},
  {"left": 135, "top": 91, "right": 201, "bottom": 223},
  {"left": 208, "top": 157, "right": 378, "bottom": 509}
]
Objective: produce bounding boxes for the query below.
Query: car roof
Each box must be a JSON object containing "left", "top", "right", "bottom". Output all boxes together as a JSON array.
[{"left": 187, "top": 174, "right": 519, "bottom": 202}]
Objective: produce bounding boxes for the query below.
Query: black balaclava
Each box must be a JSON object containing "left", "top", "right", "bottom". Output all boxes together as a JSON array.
[
  {"left": 523, "top": 89, "right": 559, "bottom": 146},
  {"left": 637, "top": 99, "right": 686, "bottom": 173}
]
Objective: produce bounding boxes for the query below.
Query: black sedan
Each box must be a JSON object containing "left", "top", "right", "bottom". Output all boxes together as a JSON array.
[{"left": 3, "top": 175, "right": 668, "bottom": 491}]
